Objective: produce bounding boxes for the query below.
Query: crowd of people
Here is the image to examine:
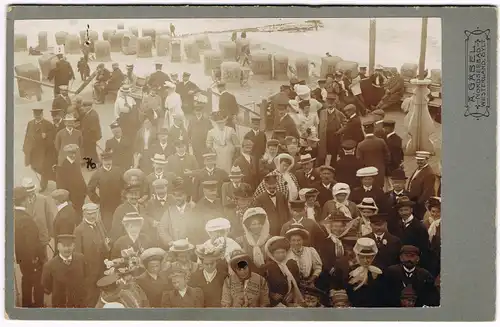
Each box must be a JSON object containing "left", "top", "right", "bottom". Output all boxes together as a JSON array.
[{"left": 16, "top": 44, "right": 441, "bottom": 309}]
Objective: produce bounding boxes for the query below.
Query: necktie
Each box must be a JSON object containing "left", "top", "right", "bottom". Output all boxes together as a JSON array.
[
  {"left": 376, "top": 237, "right": 382, "bottom": 245},
  {"left": 64, "top": 259, "right": 71, "bottom": 265},
  {"left": 160, "top": 201, "right": 165, "bottom": 206}
]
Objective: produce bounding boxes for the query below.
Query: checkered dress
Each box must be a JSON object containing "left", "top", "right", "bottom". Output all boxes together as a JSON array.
[{"left": 253, "top": 169, "right": 299, "bottom": 201}]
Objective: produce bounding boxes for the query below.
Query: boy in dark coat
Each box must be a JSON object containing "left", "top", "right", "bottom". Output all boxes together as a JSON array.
[
  {"left": 232, "top": 138, "right": 258, "bottom": 189},
  {"left": 14, "top": 187, "right": 45, "bottom": 307},
  {"left": 384, "top": 245, "right": 439, "bottom": 307},
  {"left": 244, "top": 117, "right": 267, "bottom": 163},
  {"left": 383, "top": 120, "right": 404, "bottom": 175},
  {"left": 41, "top": 234, "right": 87, "bottom": 307},
  {"left": 187, "top": 104, "right": 212, "bottom": 166},
  {"left": 334, "top": 140, "right": 363, "bottom": 189}
]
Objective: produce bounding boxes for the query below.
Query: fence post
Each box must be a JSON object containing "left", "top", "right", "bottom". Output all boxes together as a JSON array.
[{"left": 260, "top": 99, "right": 268, "bottom": 131}]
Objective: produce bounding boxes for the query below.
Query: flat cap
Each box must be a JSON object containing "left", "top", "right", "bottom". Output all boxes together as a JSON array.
[
  {"left": 326, "top": 92, "right": 338, "bottom": 100},
  {"left": 109, "top": 120, "right": 120, "bottom": 129},
  {"left": 57, "top": 234, "right": 76, "bottom": 243},
  {"left": 202, "top": 180, "right": 218, "bottom": 188},
  {"left": 202, "top": 152, "right": 217, "bottom": 159},
  {"left": 32, "top": 108, "right": 43, "bottom": 114},
  {"left": 362, "top": 119, "right": 375, "bottom": 127},
  {"left": 82, "top": 202, "right": 99, "bottom": 213},
  {"left": 96, "top": 274, "right": 120, "bottom": 288},
  {"left": 251, "top": 117, "right": 261, "bottom": 122},
  {"left": 341, "top": 139, "right": 357, "bottom": 150},
  {"left": 266, "top": 139, "right": 280, "bottom": 147},
  {"left": 371, "top": 109, "right": 385, "bottom": 117},
  {"left": 63, "top": 143, "right": 79, "bottom": 153},
  {"left": 100, "top": 151, "right": 113, "bottom": 160},
  {"left": 50, "top": 189, "right": 70, "bottom": 202},
  {"left": 140, "top": 247, "right": 166, "bottom": 264},
  {"left": 318, "top": 165, "right": 335, "bottom": 173},
  {"left": 289, "top": 199, "right": 306, "bottom": 210},
  {"left": 122, "top": 212, "right": 144, "bottom": 223},
  {"left": 152, "top": 178, "right": 168, "bottom": 188},
  {"left": 356, "top": 166, "right": 378, "bottom": 177},
  {"left": 383, "top": 119, "right": 396, "bottom": 128},
  {"left": 400, "top": 245, "right": 420, "bottom": 255},
  {"left": 13, "top": 186, "right": 29, "bottom": 202}
]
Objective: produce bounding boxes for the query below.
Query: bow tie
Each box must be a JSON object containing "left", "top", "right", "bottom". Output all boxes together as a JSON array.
[
  {"left": 375, "top": 236, "right": 383, "bottom": 243},
  {"left": 63, "top": 259, "right": 72, "bottom": 265},
  {"left": 160, "top": 200, "right": 166, "bottom": 205},
  {"left": 268, "top": 193, "right": 276, "bottom": 198}
]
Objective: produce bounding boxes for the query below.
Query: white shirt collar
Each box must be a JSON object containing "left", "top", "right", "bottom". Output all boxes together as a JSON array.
[
  {"left": 242, "top": 153, "right": 251, "bottom": 161},
  {"left": 176, "top": 202, "right": 187, "bottom": 213},
  {"left": 374, "top": 233, "right": 385, "bottom": 240},
  {"left": 14, "top": 206, "right": 27, "bottom": 211},
  {"left": 157, "top": 195, "right": 168, "bottom": 202},
  {"left": 206, "top": 167, "right": 214, "bottom": 173},
  {"left": 365, "top": 133, "right": 374, "bottom": 137},
  {"left": 103, "top": 165, "right": 112, "bottom": 172},
  {"left": 394, "top": 189, "right": 405, "bottom": 195},
  {"left": 66, "top": 157, "right": 75, "bottom": 164},
  {"left": 363, "top": 186, "right": 373, "bottom": 191},
  {"left": 160, "top": 142, "right": 167, "bottom": 149},
  {"left": 115, "top": 137, "right": 121, "bottom": 142},
  {"left": 203, "top": 269, "right": 218, "bottom": 283},
  {"left": 322, "top": 183, "right": 331, "bottom": 189},
  {"left": 386, "top": 131, "right": 396, "bottom": 138},
  {"left": 402, "top": 215, "right": 414, "bottom": 225},
  {"left": 57, "top": 201, "right": 69, "bottom": 211},
  {"left": 66, "top": 127, "right": 73, "bottom": 134},
  {"left": 59, "top": 254, "right": 73, "bottom": 261},
  {"left": 403, "top": 266, "right": 416, "bottom": 273},
  {"left": 205, "top": 197, "right": 215, "bottom": 204},
  {"left": 147, "top": 272, "right": 158, "bottom": 280},
  {"left": 349, "top": 113, "right": 357, "bottom": 119},
  {"left": 178, "top": 288, "right": 187, "bottom": 297}
]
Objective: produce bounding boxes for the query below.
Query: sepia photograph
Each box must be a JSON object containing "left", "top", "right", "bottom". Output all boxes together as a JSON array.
[{"left": 10, "top": 15, "right": 443, "bottom": 310}]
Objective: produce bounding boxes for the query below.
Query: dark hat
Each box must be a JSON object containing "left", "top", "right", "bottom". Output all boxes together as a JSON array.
[
  {"left": 383, "top": 119, "right": 396, "bottom": 128},
  {"left": 157, "top": 127, "right": 169, "bottom": 135},
  {"left": 368, "top": 213, "right": 388, "bottom": 224},
  {"left": 426, "top": 196, "right": 441, "bottom": 210},
  {"left": 299, "top": 100, "right": 310, "bottom": 109},
  {"left": 284, "top": 224, "right": 309, "bottom": 240},
  {"left": 362, "top": 119, "right": 375, "bottom": 127},
  {"left": 393, "top": 196, "right": 416, "bottom": 209},
  {"left": 266, "top": 236, "right": 290, "bottom": 254},
  {"left": 171, "top": 178, "right": 186, "bottom": 194},
  {"left": 96, "top": 274, "right": 120, "bottom": 288},
  {"left": 390, "top": 169, "right": 408, "bottom": 180},
  {"left": 400, "top": 245, "right": 420, "bottom": 256},
  {"left": 324, "top": 212, "right": 351, "bottom": 223},
  {"left": 211, "top": 111, "right": 227, "bottom": 123},
  {"left": 50, "top": 109, "right": 63, "bottom": 116},
  {"left": 57, "top": 234, "right": 76, "bottom": 244},
  {"left": 13, "top": 186, "right": 29, "bottom": 202},
  {"left": 251, "top": 117, "right": 261, "bottom": 123},
  {"left": 289, "top": 199, "right": 306, "bottom": 211},
  {"left": 124, "top": 183, "right": 142, "bottom": 192},
  {"left": 317, "top": 79, "right": 327, "bottom": 84},
  {"left": 202, "top": 180, "right": 218, "bottom": 189},
  {"left": 32, "top": 108, "right": 43, "bottom": 114},
  {"left": 229, "top": 249, "right": 252, "bottom": 272},
  {"left": 325, "top": 73, "right": 335, "bottom": 79},
  {"left": 289, "top": 77, "right": 300, "bottom": 85},
  {"left": 194, "top": 103, "right": 205, "bottom": 111},
  {"left": 155, "top": 63, "right": 163, "bottom": 68},
  {"left": 234, "top": 183, "right": 254, "bottom": 199},
  {"left": 280, "top": 84, "right": 291, "bottom": 90},
  {"left": 341, "top": 236, "right": 358, "bottom": 248},
  {"left": 272, "top": 130, "right": 286, "bottom": 138},
  {"left": 302, "top": 285, "right": 327, "bottom": 299},
  {"left": 318, "top": 165, "right": 335, "bottom": 173},
  {"left": 341, "top": 139, "right": 357, "bottom": 150},
  {"left": 100, "top": 151, "right": 113, "bottom": 160},
  {"left": 109, "top": 120, "right": 121, "bottom": 129},
  {"left": 344, "top": 104, "right": 357, "bottom": 112},
  {"left": 274, "top": 93, "right": 291, "bottom": 106},
  {"left": 284, "top": 135, "right": 298, "bottom": 145},
  {"left": 266, "top": 139, "right": 280, "bottom": 147},
  {"left": 82, "top": 100, "right": 94, "bottom": 108},
  {"left": 140, "top": 247, "right": 166, "bottom": 265}
]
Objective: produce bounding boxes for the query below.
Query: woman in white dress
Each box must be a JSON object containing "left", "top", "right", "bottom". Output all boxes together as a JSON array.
[
  {"left": 163, "top": 81, "right": 184, "bottom": 128},
  {"left": 206, "top": 112, "right": 240, "bottom": 173}
]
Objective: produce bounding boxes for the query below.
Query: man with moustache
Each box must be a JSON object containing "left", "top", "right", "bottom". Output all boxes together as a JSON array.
[
  {"left": 336, "top": 104, "right": 364, "bottom": 145},
  {"left": 408, "top": 151, "right": 437, "bottom": 220},
  {"left": 294, "top": 154, "right": 320, "bottom": 188},
  {"left": 50, "top": 109, "right": 65, "bottom": 134},
  {"left": 244, "top": 117, "right": 267, "bottom": 164},
  {"left": 110, "top": 182, "right": 147, "bottom": 242},
  {"left": 384, "top": 169, "right": 410, "bottom": 234},
  {"left": 334, "top": 140, "right": 363, "bottom": 189},
  {"left": 105, "top": 121, "right": 134, "bottom": 170},
  {"left": 384, "top": 245, "right": 439, "bottom": 307},
  {"left": 191, "top": 152, "right": 229, "bottom": 203},
  {"left": 366, "top": 213, "right": 402, "bottom": 271},
  {"left": 166, "top": 140, "right": 199, "bottom": 201},
  {"left": 187, "top": 104, "right": 212, "bottom": 166},
  {"left": 317, "top": 93, "right": 347, "bottom": 166}
]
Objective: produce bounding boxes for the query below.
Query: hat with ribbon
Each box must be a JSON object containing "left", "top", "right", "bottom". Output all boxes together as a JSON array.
[
  {"left": 150, "top": 153, "right": 168, "bottom": 165},
  {"left": 169, "top": 239, "right": 195, "bottom": 253},
  {"left": 194, "top": 242, "right": 224, "bottom": 261},
  {"left": 393, "top": 196, "right": 416, "bottom": 209},
  {"left": 356, "top": 166, "right": 378, "bottom": 177},
  {"left": 298, "top": 153, "right": 316, "bottom": 165},
  {"left": 353, "top": 237, "right": 378, "bottom": 256},
  {"left": 229, "top": 166, "right": 244, "bottom": 179},
  {"left": 140, "top": 247, "right": 166, "bottom": 265},
  {"left": 21, "top": 177, "right": 37, "bottom": 192},
  {"left": 284, "top": 223, "right": 309, "bottom": 240},
  {"left": 356, "top": 197, "right": 379, "bottom": 212},
  {"left": 205, "top": 218, "right": 231, "bottom": 233}
]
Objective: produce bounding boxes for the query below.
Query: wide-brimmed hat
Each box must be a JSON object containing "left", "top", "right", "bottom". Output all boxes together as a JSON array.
[
  {"left": 166, "top": 262, "right": 187, "bottom": 278},
  {"left": 194, "top": 243, "right": 224, "bottom": 261},
  {"left": 356, "top": 166, "right": 378, "bottom": 177},
  {"left": 63, "top": 113, "right": 77, "bottom": 121},
  {"left": 140, "top": 247, "right": 166, "bottom": 265},
  {"left": 169, "top": 239, "right": 195, "bottom": 253},
  {"left": 353, "top": 237, "right": 378, "bottom": 256},
  {"left": 150, "top": 153, "right": 168, "bottom": 165},
  {"left": 298, "top": 153, "right": 315, "bottom": 165},
  {"left": 234, "top": 183, "right": 254, "bottom": 199},
  {"left": 375, "top": 64, "right": 384, "bottom": 71},
  {"left": 425, "top": 196, "right": 441, "bottom": 210},
  {"left": 265, "top": 236, "right": 291, "bottom": 254},
  {"left": 284, "top": 224, "right": 309, "bottom": 240},
  {"left": 228, "top": 249, "right": 251, "bottom": 271},
  {"left": 390, "top": 169, "right": 408, "bottom": 180},
  {"left": 298, "top": 188, "right": 319, "bottom": 201},
  {"left": 415, "top": 151, "right": 432, "bottom": 160},
  {"left": 120, "top": 85, "right": 131, "bottom": 93},
  {"left": 205, "top": 218, "right": 231, "bottom": 233},
  {"left": 63, "top": 143, "right": 79, "bottom": 153},
  {"left": 323, "top": 212, "right": 351, "bottom": 223},
  {"left": 332, "top": 183, "right": 350, "bottom": 196},
  {"left": 229, "top": 166, "right": 245, "bottom": 178},
  {"left": 318, "top": 165, "right": 335, "bottom": 174},
  {"left": 356, "top": 197, "right": 379, "bottom": 212},
  {"left": 21, "top": 177, "right": 37, "bottom": 192},
  {"left": 393, "top": 196, "right": 416, "bottom": 209}
]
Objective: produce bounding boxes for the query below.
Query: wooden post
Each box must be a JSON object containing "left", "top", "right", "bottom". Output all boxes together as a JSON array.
[
  {"left": 418, "top": 17, "right": 428, "bottom": 80},
  {"left": 368, "top": 19, "right": 377, "bottom": 75},
  {"left": 260, "top": 99, "right": 268, "bottom": 131}
]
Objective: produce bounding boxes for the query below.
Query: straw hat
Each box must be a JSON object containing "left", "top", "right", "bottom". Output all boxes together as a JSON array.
[
  {"left": 356, "top": 197, "right": 379, "bottom": 212},
  {"left": 169, "top": 239, "right": 195, "bottom": 253},
  {"left": 353, "top": 237, "right": 378, "bottom": 256}
]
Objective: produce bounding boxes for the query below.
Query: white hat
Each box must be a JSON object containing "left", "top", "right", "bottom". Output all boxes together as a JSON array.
[
  {"left": 356, "top": 166, "right": 379, "bottom": 177},
  {"left": 82, "top": 202, "right": 99, "bottom": 213},
  {"left": 375, "top": 64, "right": 384, "bottom": 70},
  {"left": 103, "top": 302, "right": 125, "bottom": 308},
  {"left": 242, "top": 207, "right": 267, "bottom": 221},
  {"left": 415, "top": 151, "right": 431, "bottom": 160},
  {"left": 353, "top": 237, "right": 378, "bottom": 256},
  {"left": 150, "top": 153, "right": 168, "bottom": 165},
  {"left": 356, "top": 197, "right": 379, "bottom": 212},
  {"left": 332, "top": 183, "right": 350, "bottom": 196},
  {"left": 59, "top": 85, "right": 68, "bottom": 91},
  {"left": 164, "top": 81, "right": 176, "bottom": 89},
  {"left": 21, "top": 177, "right": 36, "bottom": 192},
  {"left": 296, "top": 85, "right": 311, "bottom": 97},
  {"left": 205, "top": 218, "right": 231, "bottom": 232}
]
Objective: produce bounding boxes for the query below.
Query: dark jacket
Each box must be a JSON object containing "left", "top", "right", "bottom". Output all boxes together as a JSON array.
[
  {"left": 15, "top": 208, "right": 45, "bottom": 268},
  {"left": 339, "top": 114, "right": 364, "bottom": 144},
  {"left": 244, "top": 129, "right": 267, "bottom": 160},
  {"left": 105, "top": 137, "right": 134, "bottom": 170},
  {"left": 252, "top": 191, "right": 290, "bottom": 236},
  {"left": 356, "top": 135, "right": 391, "bottom": 189},
  {"left": 392, "top": 218, "right": 431, "bottom": 270},
  {"left": 385, "top": 132, "right": 404, "bottom": 174},
  {"left": 219, "top": 91, "right": 239, "bottom": 117},
  {"left": 274, "top": 114, "right": 300, "bottom": 139},
  {"left": 189, "top": 268, "right": 228, "bottom": 307},
  {"left": 366, "top": 232, "right": 402, "bottom": 271},
  {"left": 161, "top": 286, "right": 204, "bottom": 308},
  {"left": 53, "top": 204, "right": 78, "bottom": 239},
  {"left": 263, "top": 260, "right": 301, "bottom": 307},
  {"left": 136, "top": 272, "right": 171, "bottom": 307}
]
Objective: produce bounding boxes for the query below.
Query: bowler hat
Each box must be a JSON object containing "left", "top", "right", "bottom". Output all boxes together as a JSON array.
[{"left": 393, "top": 196, "right": 416, "bottom": 209}]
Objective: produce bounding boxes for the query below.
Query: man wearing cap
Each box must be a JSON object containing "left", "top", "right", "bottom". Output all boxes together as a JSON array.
[
  {"left": 221, "top": 166, "right": 244, "bottom": 208},
  {"left": 366, "top": 213, "right": 402, "bottom": 270},
  {"left": 105, "top": 121, "right": 134, "bottom": 170},
  {"left": 225, "top": 183, "right": 254, "bottom": 239},
  {"left": 48, "top": 53, "right": 75, "bottom": 96},
  {"left": 252, "top": 172, "right": 290, "bottom": 236},
  {"left": 23, "top": 108, "right": 58, "bottom": 191},
  {"left": 408, "top": 151, "right": 436, "bottom": 220},
  {"left": 244, "top": 117, "right": 267, "bottom": 163},
  {"left": 383, "top": 119, "right": 404, "bottom": 175},
  {"left": 50, "top": 108, "right": 65, "bottom": 134},
  {"left": 123, "top": 64, "right": 137, "bottom": 86},
  {"left": 135, "top": 247, "right": 169, "bottom": 307},
  {"left": 14, "top": 186, "right": 45, "bottom": 307},
  {"left": 166, "top": 140, "right": 198, "bottom": 198},
  {"left": 369, "top": 108, "right": 386, "bottom": 139},
  {"left": 93, "top": 63, "right": 112, "bottom": 104},
  {"left": 110, "top": 212, "right": 155, "bottom": 259},
  {"left": 294, "top": 154, "right": 319, "bottom": 188},
  {"left": 384, "top": 245, "right": 439, "bottom": 307},
  {"left": 317, "top": 93, "right": 347, "bottom": 166},
  {"left": 192, "top": 152, "right": 229, "bottom": 202},
  {"left": 148, "top": 127, "right": 170, "bottom": 158},
  {"left": 42, "top": 234, "right": 87, "bottom": 307},
  {"left": 95, "top": 274, "right": 138, "bottom": 308},
  {"left": 385, "top": 169, "right": 410, "bottom": 234},
  {"left": 51, "top": 84, "right": 72, "bottom": 113},
  {"left": 141, "top": 153, "right": 176, "bottom": 202},
  {"left": 51, "top": 189, "right": 77, "bottom": 240},
  {"left": 273, "top": 93, "right": 300, "bottom": 139},
  {"left": 79, "top": 101, "right": 102, "bottom": 165},
  {"left": 258, "top": 139, "right": 279, "bottom": 178},
  {"left": 145, "top": 178, "right": 171, "bottom": 226},
  {"left": 313, "top": 165, "right": 336, "bottom": 208},
  {"left": 350, "top": 167, "right": 386, "bottom": 208},
  {"left": 87, "top": 151, "right": 125, "bottom": 231},
  {"left": 336, "top": 104, "right": 364, "bottom": 144},
  {"left": 217, "top": 81, "right": 239, "bottom": 129},
  {"left": 74, "top": 203, "right": 108, "bottom": 306},
  {"left": 392, "top": 196, "right": 431, "bottom": 270},
  {"left": 187, "top": 104, "right": 212, "bottom": 165},
  {"left": 54, "top": 113, "right": 83, "bottom": 166},
  {"left": 334, "top": 139, "right": 363, "bottom": 188},
  {"left": 176, "top": 72, "right": 201, "bottom": 117},
  {"left": 356, "top": 120, "right": 391, "bottom": 190},
  {"left": 232, "top": 138, "right": 258, "bottom": 188},
  {"left": 110, "top": 178, "right": 146, "bottom": 241},
  {"left": 55, "top": 143, "right": 87, "bottom": 217},
  {"left": 147, "top": 63, "right": 171, "bottom": 93}
]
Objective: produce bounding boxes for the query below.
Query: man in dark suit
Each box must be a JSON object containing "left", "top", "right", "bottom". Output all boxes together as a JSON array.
[
  {"left": 79, "top": 101, "right": 102, "bottom": 165},
  {"left": 244, "top": 117, "right": 267, "bottom": 162},
  {"left": 51, "top": 189, "right": 77, "bottom": 241},
  {"left": 176, "top": 72, "right": 201, "bottom": 116},
  {"left": 350, "top": 166, "right": 387, "bottom": 211},
  {"left": 313, "top": 165, "right": 337, "bottom": 208},
  {"left": 188, "top": 104, "right": 212, "bottom": 166},
  {"left": 356, "top": 120, "right": 391, "bottom": 189},
  {"left": 217, "top": 82, "right": 239, "bottom": 129},
  {"left": 105, "top": 121, "right": 134, "bottom": 170},
  {"left": 51, "top": 85, "right": 72, "bottom": 113},
  {"left": 295, "top": 154, "right": 320, "bottom": 188},
  {"left": 48, "top": 54, "right": 75, "bottom": 96},
  {"left": 149, "top": 127, "right": 171, "bottom": 158},
  {"left": 408, "top": 151, "right": 436, "bottom": 220},
  {"left": 273, "top": 93, "right": 300, "bottom": 139},
  {"left": 147, "top": 63, "right": 171, "bottom": 91},
  {"left": 14, "top": 186, "right": 45, "bottom": 307},
  {"left": 192, "top": 152, "right": 230, "bottom": 202},
  {"left": 50, "top": 109, "right": 65, "bottom": 134},
  {"left": 383, "top": 120, "right": 404, "bottom": 175},
  {"left": 392, "top": 196, "right": 431, "bottom": 271},
  {"left": 334, "top": 139, "right": 363, "bottom": 189},
  {"left": 371, "top": 109, "right": 386, "bottom": 139},
  {"left": 384, "top": 245, "right": 440, "bottom": 307},
  {"left": 232, "top": 137, "right": 258, "bottom": 189},
  {"left": 385, "top": 169, "right": 410, "bottom": 234},
  {"left": 337, "top": 104, "right": 364, "bottom": 144},
  {"left": 55, "top": 144, "right": 87, "bottom": 218},
  {"left": 252, "top": 173, "right": 290, "bottom": 236},
  {"left": 367, "top": 214, "right": 402, "bottom": 271}
]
